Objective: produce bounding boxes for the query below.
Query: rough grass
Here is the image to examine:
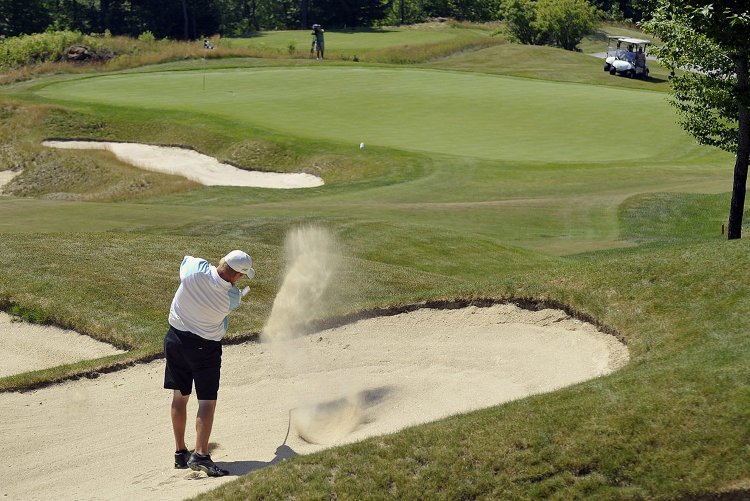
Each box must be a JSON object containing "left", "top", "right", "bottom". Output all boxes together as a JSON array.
[
  {"left": 0, "top": 23, "right": 497, "bottom": 85},
  {"left": 424, "top": 42, "right": 673, "bottom": 89},
  {"left": 222, "top": 22, "right": 500, "bottom": 61},
  {"left": 0, "top": 101, "right": 198, "bottom": 201}
]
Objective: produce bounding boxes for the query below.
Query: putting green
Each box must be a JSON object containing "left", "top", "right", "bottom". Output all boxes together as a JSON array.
[{"left": 37, "top": 67, "right": 691, "bottom": 162}]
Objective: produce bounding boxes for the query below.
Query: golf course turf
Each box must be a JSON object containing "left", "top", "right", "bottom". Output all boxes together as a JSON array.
[
  {"left": 0, "top": 24, "right": 748, "bottom": 499},
  {"left": 37, "top": 66, "right": 690, "bottom": 163}
]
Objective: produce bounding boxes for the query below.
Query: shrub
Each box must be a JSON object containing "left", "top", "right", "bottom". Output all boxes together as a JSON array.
[
  {"left": 535, "top": 0, "right": 598, "bottom": 50},
  {"left": 137, "top": 31, "right": 156, "bottom": 43},
  {"left": 0, "top": 31, "right": 116, "bottom": 71},
  {"left": 502, "top": 0, "right": 597, "bottom": 50},
  {"left": 0, "top": 31, "right": 79, "bottom": 69},
  {"left": 501, "top": 0, "right": 544, "bottom": 45}
]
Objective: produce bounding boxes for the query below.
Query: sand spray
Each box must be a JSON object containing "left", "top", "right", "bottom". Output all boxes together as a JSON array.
[
  {"left": 261, "top": 225, "right": 365, "bottom": 444},
  {"left": 263, "top": 225, "right": 340, "bottom": 342}
]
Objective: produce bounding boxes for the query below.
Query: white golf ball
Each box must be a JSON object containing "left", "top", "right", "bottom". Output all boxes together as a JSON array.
[{"left": 359, "top": 142, "right": 365, "bottom": 149}]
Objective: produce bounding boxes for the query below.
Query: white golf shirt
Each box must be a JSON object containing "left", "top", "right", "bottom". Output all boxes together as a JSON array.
[{"left": 168, "top": 256, "right": 237, "bottom": 341}]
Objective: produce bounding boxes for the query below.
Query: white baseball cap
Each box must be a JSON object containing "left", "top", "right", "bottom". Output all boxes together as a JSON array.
[{"left": 224, "top": 250, "right": 255, "bottom": 279}]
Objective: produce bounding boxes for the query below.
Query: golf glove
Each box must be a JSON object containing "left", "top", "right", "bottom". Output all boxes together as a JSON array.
[{"left": 228, "top": 286, "right": 241, "bottom": 311}]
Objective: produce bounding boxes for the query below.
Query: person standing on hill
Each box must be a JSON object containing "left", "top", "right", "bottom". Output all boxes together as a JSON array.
[
  {"left": 163, "top": 250, "right": 255, "bottom": 477},
  {"left": 312, "top": 24, "right": 325, "bottom": 60}
]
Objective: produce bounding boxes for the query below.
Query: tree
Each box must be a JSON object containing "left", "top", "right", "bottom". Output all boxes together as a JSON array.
[
  {"left": 310, "top": 0, "right": 391, "bottom": 28},
  {"left": 534, "top": 0, "right": 598, "bottom": 51},
  {"left": 451, "top": 0, "right": 503, "bottom": 21},
  {"left": 502, "top": 0, "right": 544, "bottom": 45},
  {"left": 643, "top": 1, "right": 750, "bottom": 239},
  {"left": 0, "top": 0, "right": 51, "bottom": 36},
  {"left": 215, "top": 0, "right": 259, "bottom": 35},
  {"left": 256, "top": 0, "right": 298, "bottom": 29},
  {"left": 590, "top": 0, "right": 648, "bottom": 21},
  {"left": 300, "top": 0, "right": 309, "bottom": 29},
  {"left": 502, "top": 0, "right": 596, "bottom": 49},
  {"left": 383, "top": 0, "right": 429, "bottom": 25}
]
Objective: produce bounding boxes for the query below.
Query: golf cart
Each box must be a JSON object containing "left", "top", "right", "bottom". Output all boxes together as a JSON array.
[{"left": 604, "top": 36, "right": 650, "bottom": 79}]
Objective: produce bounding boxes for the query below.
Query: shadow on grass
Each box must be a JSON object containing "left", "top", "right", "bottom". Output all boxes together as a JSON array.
[{"left": 589, "top": 30, "right": 611, "bottom": 43}]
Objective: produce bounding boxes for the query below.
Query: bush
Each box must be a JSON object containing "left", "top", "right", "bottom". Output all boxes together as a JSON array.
[
  {"left": 137, "top": 31, "right": 156, "bottom": 43},
  {"left": 0, "top": 31, "right": 116, "bottom": 71},
  {"left": 535, "top": 0, "right": 597, "bottom": 50},
  {"left": 502, "top": 0, "right": 544, "bottom": 45},
  {"left": 502, "top": 0, "right": 597, "bottom": 50},
  {"left": 0, "top": 31, "right": 79, "bottom": 69}
]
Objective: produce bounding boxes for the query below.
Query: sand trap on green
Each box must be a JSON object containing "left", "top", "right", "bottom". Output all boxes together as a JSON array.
[
  {"left": 0, "top": 170, "right": 20, "bottom": 192},
  {"left": 0, "top": 312, "right": 125, "bottom": 377},
  {"left": 42, "top": 140, "right": 324, "bottom": 188},
  {"left": 36, "top": 67, "right": 690, "bottom": 163}
]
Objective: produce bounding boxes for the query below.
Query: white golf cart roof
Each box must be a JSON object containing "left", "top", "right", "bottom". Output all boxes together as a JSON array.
[{"left": 607, "top": 36, "right": 650, "bottom": 45}]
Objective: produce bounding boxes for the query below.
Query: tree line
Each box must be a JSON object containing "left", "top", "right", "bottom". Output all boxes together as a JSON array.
[{"left": 0, "top": 0, "right": 647, "bottom": 39}]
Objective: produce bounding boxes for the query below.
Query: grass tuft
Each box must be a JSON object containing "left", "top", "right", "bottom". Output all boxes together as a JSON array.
[{"left": 2, "top": 301, "right": 49, "bottom": 324}]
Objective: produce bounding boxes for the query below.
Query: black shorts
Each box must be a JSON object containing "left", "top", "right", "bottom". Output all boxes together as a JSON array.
[{"left": 163, "top": 325, "right": 222, "bottom": 400}]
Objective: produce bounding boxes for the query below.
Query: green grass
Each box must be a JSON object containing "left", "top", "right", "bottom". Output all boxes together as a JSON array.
[
  {"left": 222, "top": 23, "right": 497, "bottom": 61},
  {"left": 35, "top": 66, "right": 699, "bottom": 163},
  {"left": 223, "top": 25, "right": 484, "bottom": 52},
  {"left": 1, "top": 22, "right": 748, "bottom": 499},
  {"left": 424, "top": 42, "right": 674, "bottom": 89}
]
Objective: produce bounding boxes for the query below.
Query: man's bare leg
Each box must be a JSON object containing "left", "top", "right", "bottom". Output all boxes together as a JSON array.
[
  {"left": 171, "top": 390, "right": 190, "bottom": 451},
  {"left": 195, "top": 399, "right": 217, "bottom": 455}
]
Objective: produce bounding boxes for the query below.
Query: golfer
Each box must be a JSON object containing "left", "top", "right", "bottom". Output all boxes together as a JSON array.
[
  {"left": 163, "top": 250, "right": 255, "bottom": 477},
  {"left": 312, "top": 24, "right": 325, "bottom": 60}
]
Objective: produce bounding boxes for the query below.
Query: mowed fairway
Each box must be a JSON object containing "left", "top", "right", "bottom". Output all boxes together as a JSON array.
[{"left": 36, "top": 67, "right": 692, "bottom": 162}]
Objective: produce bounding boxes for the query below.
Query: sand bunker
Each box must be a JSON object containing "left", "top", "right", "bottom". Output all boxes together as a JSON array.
[
  {"left": 0, "top": 304, "right": 628, "bottom": 501},
  {"left": 42, "top": 140, "right": 324, "bottom": 189},
  {"left": 0, "top": 312, "right": 125, "bottom": 378},
  {"left": 0, "top": 169, "right": 21, "bottom": 192}
]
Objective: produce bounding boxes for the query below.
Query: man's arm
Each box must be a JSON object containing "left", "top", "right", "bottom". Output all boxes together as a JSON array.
[{"left": 179, "top": 256, "right": 210, "bottom": 280}]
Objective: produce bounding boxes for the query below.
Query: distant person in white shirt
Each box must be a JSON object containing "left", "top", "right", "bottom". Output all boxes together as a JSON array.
[{"left": 163, "top": 250, "right": 255, "bottom": 477}]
